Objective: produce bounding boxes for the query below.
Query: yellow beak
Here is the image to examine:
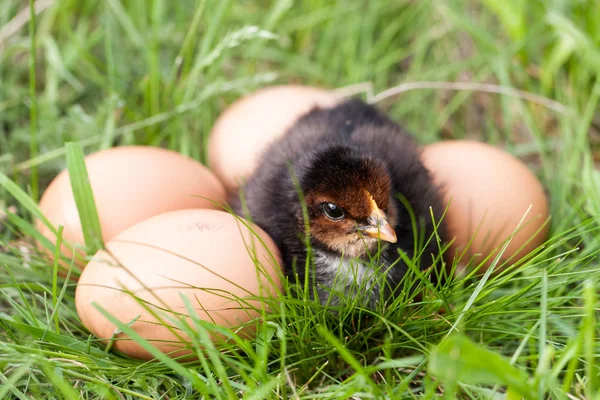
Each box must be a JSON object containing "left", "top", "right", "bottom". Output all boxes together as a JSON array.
[
  {"left": 363, "top": 192, "right": 397, "bottom": 243},
  {"left": 363, "top": 218, "right": 397, "bottom": 243}
]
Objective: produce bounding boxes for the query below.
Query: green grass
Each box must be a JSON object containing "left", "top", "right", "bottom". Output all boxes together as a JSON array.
[{"left": 1, "top": 0, "right": 599, "bottom": 398}]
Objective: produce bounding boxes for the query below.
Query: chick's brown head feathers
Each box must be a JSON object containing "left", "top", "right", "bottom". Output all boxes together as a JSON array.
[{"left": 302, "top": 146, "right": 398, "bottom": 258}]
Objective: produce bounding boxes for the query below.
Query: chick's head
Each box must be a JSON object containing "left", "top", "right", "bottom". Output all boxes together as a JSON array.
[{"left": 300, "top": 146, "right": 398, "bottom": 258}]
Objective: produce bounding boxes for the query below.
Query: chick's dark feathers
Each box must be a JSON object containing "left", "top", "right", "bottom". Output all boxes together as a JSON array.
[{"left": 232, "top": 98, "right": 446, "bottom": 306}]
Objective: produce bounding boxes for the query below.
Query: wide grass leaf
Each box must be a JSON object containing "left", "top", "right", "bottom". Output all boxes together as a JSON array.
[
  {"left": 65, "top": 142, "right": 104, "bottom": 255},
  {"left": 428, "top": 333, "right": 536, "bottom": 399}
]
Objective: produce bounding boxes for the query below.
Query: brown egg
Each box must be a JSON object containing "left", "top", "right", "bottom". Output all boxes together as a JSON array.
[
  {"left": 421, "top": 140, "right": 550, "bottom": 274},
  {"left": 208, "top": 85, "right": 339, "bottom": 193},
  {"left": 38, "top": 146, "right": 226, "bottom": 269},
  {"left": 75, "top": 209, "right": 282, "bottom": 360}
]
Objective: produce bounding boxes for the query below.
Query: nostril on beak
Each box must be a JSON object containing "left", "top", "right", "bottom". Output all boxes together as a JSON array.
[
  {"left": 363, "top": 217, "right": 397, "bottom": 243},
  {"left": 368, "top": 216, "right": 387, "bottom": 228}
]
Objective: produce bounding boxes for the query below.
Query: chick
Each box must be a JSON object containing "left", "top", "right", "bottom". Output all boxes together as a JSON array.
[{"left": 231, "top": 98, "right": 446, "bottom": 307}]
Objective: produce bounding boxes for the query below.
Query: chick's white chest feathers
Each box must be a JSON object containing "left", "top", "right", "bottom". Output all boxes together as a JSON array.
[{"left": 313, "top": 249, "right": 386, "bottom": 306}]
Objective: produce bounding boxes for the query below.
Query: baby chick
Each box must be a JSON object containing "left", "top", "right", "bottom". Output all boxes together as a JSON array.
[{"left": 231, "top": 98, "right": 446, "bottom": 307}]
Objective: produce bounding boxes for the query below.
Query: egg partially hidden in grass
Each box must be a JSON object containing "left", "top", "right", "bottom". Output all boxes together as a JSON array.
[
  {"left": 208, "top": 85, "right": 339, "bottom": 194},
  {"left": 421, "top": 140, "right": 550, "bottom": 274},
  {"left": 75, "top": 209, "right": 282, "bottom": 360},
  {"left": 37, "top": 146, "right": 227, "bottom": 269}
]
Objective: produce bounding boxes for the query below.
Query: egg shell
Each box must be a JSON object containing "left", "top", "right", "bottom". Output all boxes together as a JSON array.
[
  {"left": 75, "top": 208, "right": 282, "bottom": 360},
  {"left": 208, "top": 85, "right": 339, "bottom": 193},
  {"left": 37, "top": 146, "right": 227, "bottom": 269},
  {"left": 421, "top": 140, "right": 550, "bottom": 273}
]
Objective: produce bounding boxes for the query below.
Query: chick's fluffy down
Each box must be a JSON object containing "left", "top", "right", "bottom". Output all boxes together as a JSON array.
[{"left": 231, "top": 98, "right": 446, "bottom": 307}]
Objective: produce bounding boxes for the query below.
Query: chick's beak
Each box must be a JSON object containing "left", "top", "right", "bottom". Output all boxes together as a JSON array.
[
  {"left": 364, "top": 216, "right": 397, "bottom": 243},
  {"left": 362, "top": 195, "right": 397, "bottom": 243}
]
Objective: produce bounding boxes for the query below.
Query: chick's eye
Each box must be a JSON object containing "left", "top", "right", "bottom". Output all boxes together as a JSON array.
[{"left": 322, "top": 202, "right": 345, "bottom": 221}]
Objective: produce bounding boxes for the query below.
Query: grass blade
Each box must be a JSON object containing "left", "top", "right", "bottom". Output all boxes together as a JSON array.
[
  {"left": 0, "top": 172, "right": 56, "bottom": 234},
  {"left": 582, "top": 280, "right": 598, "bottom": 398},
  {"left": 52, "top": 225, "right": 64, "bottom": 333},
  {"left": 40, "top": 363, "right": 81, "bottom": 400},
  {"left": 91, "top": 302, "right": 212, "bottom": 394},
  {"left": 0, "top": 362, "right": 34, "bottom": 399},
  {"left": 317, "top": 326, "right": 376, "bottom": 387},
  {"left": 65, "top": 142, "right": 104, "bottom": 255},
  {"left": 106, "top": 0, "right": 144, "bottom": 49},
  {"left": 4, "top": 264, "right": 40, "bottom": 328},
  {"left": 28, "top": 0, "right": 39, "bottom": 203},
  {"left": 428, "top": 333, "right": 536, "bottom": 399}
]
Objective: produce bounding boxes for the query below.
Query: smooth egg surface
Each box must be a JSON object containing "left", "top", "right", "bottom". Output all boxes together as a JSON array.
[
  {"left": 38, "top": 146, "right": 227, "bottom": 268},
  {"left": 421, "top": 140, "right": 549, "bottom": 273},
  {"left": 208, "top": 85, "right": 339, "bottom": 193},
  {"left": 75, "top": 209, "right": 282, "bottom": 360}
]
